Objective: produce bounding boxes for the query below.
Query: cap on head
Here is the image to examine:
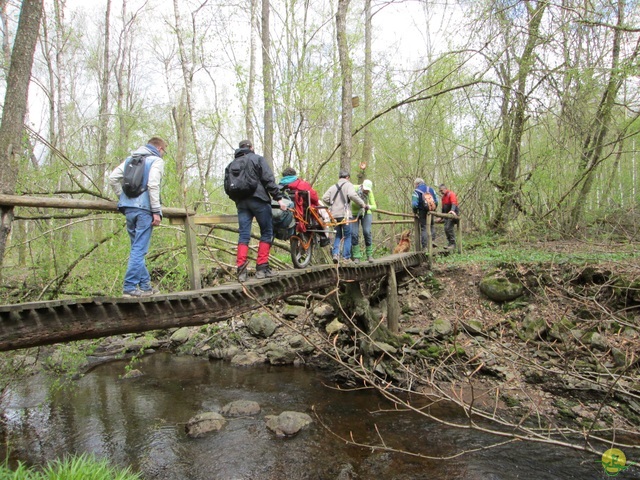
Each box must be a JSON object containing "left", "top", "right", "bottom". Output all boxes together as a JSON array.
[
  {"left": 362, "top": 179, "right": 373, "bottom": 191},
  {"left": 239, "top": 139, "right": 252, "bottom": 148},
  {"left": 339, "top": 169, "right": 350, "bottom": 179},
  {"left": 282, "top": 167, "right": 296, "bottom": 177}
]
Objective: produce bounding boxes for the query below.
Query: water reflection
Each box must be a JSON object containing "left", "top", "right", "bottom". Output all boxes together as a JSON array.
[{"left": 1, "top": 353, "right": 611, "bottom": 479}]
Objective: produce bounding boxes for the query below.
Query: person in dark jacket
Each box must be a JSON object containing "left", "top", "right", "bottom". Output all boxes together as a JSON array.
[
  {"left": 233, "top": 140, "right": 288, "bottom": 281},
  {"left": 411, "top": 178, "right": 439, "bottom": 249},
  {"left": 438, "top": 183, "right": 459, "bottom": 250},
  {"left": 109, "top": 136, "right": 167, "bottom": 297}
]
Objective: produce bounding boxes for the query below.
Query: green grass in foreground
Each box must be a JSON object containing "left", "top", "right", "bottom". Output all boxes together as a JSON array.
[{"left": 0, "top": 453, "right": 141, "bottom": 480}]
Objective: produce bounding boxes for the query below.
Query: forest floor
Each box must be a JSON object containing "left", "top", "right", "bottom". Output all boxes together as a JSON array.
[{"left": 392, "top": 239, "right": 640, "bottom": 441}]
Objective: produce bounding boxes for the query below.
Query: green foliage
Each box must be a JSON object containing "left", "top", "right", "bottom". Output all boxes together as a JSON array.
[
  {"left": 122, "top": 334, "right": 157, "bottom": 377},
  {"left": 419, "top": 345, "right": 442, "bottom": 358},
  {"left": 501, "top": 299, "right": 529, "bottom": 313},
  {"left": 419, "top": 272, "right": 441, "bottom": 291},
  {"left": 0, "top": 453, "right": 141, "bottom": 480},
  {"left": 42, "top": 342, "right": 97, "bottom": 389},
  {"left": 436, "top": 235, "right": 637, "bottom": 267}
]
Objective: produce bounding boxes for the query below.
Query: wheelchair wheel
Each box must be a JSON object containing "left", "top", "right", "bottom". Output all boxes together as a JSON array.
[{"left": 290, "top": 232, "right": 315, "bottom": 268}]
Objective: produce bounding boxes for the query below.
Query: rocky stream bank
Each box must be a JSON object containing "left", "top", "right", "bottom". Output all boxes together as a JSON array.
[{"left": 34, "top": 258, "right": 640, "bottom": 450}]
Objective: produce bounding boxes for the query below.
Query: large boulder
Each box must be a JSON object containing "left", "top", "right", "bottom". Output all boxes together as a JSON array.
[
  {"left": 265, "top": 411, "right": 312, "bottom": 436},
  {"left": 185, "top": 412, "right": 227, "bottom": 438},
  {"left": 230, "top": 351, "right": 267, "bottom": 366},
  {"left": 170, "top": 327, "right": 192, "bottom": 344},
  {"left": 220, "top": 400, "right": 261, "bottom": 417},
  {"left": 246, "top": 312, "right": 277, "bottom": 338},
  {"left": 479, "top": 271, "right": 524, "bottom": 302},
  {"left": 429, "top": 318, "right": 453, "bottom": 338}
]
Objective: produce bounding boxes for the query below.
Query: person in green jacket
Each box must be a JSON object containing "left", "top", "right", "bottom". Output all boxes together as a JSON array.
[{"left": 351, "top": 179, "right": 377, "bottom": 263}]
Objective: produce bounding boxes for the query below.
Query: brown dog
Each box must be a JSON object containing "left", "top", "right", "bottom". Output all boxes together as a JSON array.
[{"left": 393, "top": 230, "right": 411, "bottom": 254}]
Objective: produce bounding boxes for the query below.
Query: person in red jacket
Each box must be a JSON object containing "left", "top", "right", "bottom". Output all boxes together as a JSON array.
[
  {"left": 438, "top": 184, "right": 459, "bottom": 250},
  {"left": 279, "top": 167, "right": 319, "bottom": 205},
  {"left": 279, "top": 167, "right": 330, "bottom": 246}
]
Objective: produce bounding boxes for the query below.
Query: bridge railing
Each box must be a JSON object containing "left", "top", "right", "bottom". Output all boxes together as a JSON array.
[
  {"left": 0, "top": 194, "right": 202, "bottom": 290},
  {"left": 0, "top": 195, "right": 459, "bottom": 296}
]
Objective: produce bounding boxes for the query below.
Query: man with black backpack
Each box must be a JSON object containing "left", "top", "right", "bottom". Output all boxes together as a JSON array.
[
  {"left": 109, "top": 136, "right": 167, "bottom": 297},
  {"left": 411, "top": 177, "right": 439, "bottom": 250},
  {"left": 225, "top": 139, "right": 288, "bottom": 282}
]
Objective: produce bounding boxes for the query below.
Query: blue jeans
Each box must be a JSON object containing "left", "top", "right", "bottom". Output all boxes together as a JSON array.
[
  {"left": 417, "top": 209, "right": 436, "bottom": 248},
  {"left": 236, "top": 197, "right": 273, "bottom": 244},
  {"left": 351, "top": 213, "right": 372, "bottom": 247},
  {"left": 123, "top": 208, "right": 154, "bottom": 292},
  {"left": 332, "top": 219, "right": 352, "bottom": 259}
]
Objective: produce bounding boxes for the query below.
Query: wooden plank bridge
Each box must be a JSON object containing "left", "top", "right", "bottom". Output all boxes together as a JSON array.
[{"left": 0, "top": 252, "right": 428, "bottom": 352}]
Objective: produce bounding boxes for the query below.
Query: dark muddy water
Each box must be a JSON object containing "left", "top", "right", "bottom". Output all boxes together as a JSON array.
[{"left": 0, "top": 353, "right": 618, "bottom": 479}]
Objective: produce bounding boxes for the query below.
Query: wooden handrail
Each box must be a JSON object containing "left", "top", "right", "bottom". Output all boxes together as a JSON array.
[{"left": 0, "top": 193, "right": 194, "bottom": 218}]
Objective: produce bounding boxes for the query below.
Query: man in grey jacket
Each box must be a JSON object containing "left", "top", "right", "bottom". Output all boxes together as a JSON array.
[
  {"left": 322, "top": 170, "right": 367, "bottom": 264},
  {"left": 109, "top": 136, "right": 166, "bottom": 297}
]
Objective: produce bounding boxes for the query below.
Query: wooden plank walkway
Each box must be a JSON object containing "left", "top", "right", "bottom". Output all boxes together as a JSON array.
[{"left": 0, "top": 252, "right": 428, "bottom": 352}]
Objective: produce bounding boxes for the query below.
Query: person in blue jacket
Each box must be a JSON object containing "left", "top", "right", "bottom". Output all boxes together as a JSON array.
[
  {"left": 411, "top": 177, "right": 438, "bottom": 249},
  {"left": 109, "top": 136, "right": 167, "bottom": 297}
]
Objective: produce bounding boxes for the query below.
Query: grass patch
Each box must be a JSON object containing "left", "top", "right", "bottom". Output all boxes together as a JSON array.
[
  {"left": 0, "top": 453, "right": 141, "bottom": 480},
  {"left": 436, "top": 234, "right": 638, "bottom": 266}
]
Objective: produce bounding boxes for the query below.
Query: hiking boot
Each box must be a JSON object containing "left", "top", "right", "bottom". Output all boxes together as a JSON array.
[
  {"left": 353, "top": 258, "right": 360, "bottom": 264},
  {"left": 365, "top": 246, "right": 374, "bottom": 263},
  {"left": 140, "top": 287, "right": 160, "bottom": 296},
  {"left": 123, "top": 288, "right": 145, "bottom": 298},
  {"left": 320, "top": 236, "right": 331, "bottom": 247},
  {"left": 255, "top": 264, "right": 277, "bottom": 279},
  {"left": 341, "top": 258, "right": 354, "bottom": 265},
  {"left": 237, "top": 261, "right": 249, "bottom": 282},
  {"left": 332, "top": 254, "right": 339, "bottom": 264}
]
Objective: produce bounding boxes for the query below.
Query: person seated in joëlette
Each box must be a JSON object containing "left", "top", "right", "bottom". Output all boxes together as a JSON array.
[{"left": 279, "top": 167, "right": 319, "bottom": 206}]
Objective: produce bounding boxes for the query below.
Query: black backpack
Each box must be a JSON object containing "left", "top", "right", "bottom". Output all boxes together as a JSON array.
[
  {"left": 122, "top": 154, "right": 153, "bottom": 198},
  {"left": 224, "top": 154, "right": 260, "bottom": 201}
]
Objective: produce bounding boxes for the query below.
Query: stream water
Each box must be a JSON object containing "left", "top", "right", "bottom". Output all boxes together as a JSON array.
[{"left": 0, "top": 353, "right": 619, "bottom": 479}]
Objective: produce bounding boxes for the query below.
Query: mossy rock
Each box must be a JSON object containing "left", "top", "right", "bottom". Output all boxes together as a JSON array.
[
  {"left": 522, "top": 316, "right": 548, "bottom": 342},
  {"left": 479, "top": 272, "right": 524, "bottom": 302}
]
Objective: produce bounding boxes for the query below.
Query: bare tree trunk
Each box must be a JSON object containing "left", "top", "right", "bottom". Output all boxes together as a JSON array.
[
  {"left": 0, "top": 0, "right": 10, "bottom": 66},
  {"left": 359, "top": 0, "right": 372, "bottom": 185},
  {"left": 568, "top": 0, "right": 631, "bottom": 229},
  {"left": 172, "top": 91, "right": 189, "bottom": 208},
  {"left": 492, "top": 1, "right": 547, "bottom": 231},
  {"left": 246, "top": 0, "right": 257, "bottom": 141},
  {"left": 0, "top": 0, "right": 43, "bottom": 268},
  {"left": 172, "top": 0, "right": 211, "bottom": 208},
  {"left": 336, "top": 0, "right": 352, "bottom": 173},
  {"left": 114, "top": 0, "right": 143, "bottom": 158},
  {"left": 52, "top": 0, "right": 66, "bottom": 150},
  {"left": 261, "top": 0, "right": 274, "bottom": 168},
  {"left": 96, "top": 0, "right": 111, "bottom": 192}
]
